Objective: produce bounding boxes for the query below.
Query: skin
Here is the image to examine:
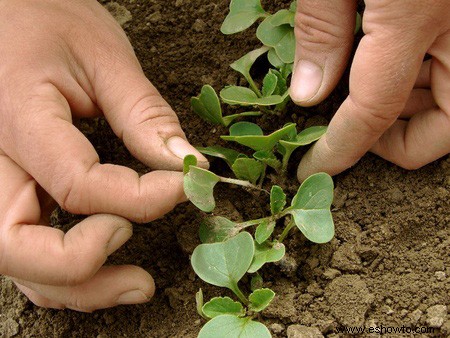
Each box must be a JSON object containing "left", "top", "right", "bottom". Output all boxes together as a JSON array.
[
  {"left": 291, "top": 0, "right": 450, "bottom": 181},
  {"left": 1, "top": 0, "right": 448, "bottom": 312},
  {"left": 0, "top": 0, "right": 207, "bottom": 312}
]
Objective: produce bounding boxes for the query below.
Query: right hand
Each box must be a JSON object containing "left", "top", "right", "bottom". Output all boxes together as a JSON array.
[{"left": 0, "top": 0, "right": 206, "bottom": 312}]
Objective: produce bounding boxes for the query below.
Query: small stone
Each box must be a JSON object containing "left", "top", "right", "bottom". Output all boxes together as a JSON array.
[
  {"left": 269, "top": 323, "right": 285, "bottom": 334},
  {"left": 435, "top": 271, "right": 446, "bottom": 281},
  {"left": 381, "top": 305, "right": 394, "bottom": 315},
  {"left": 287, "top": 325, "right": 324, "bottom": 338},
  {"left": 175, "top": 0, "right": 184, "bottom": 6},
  {"left": 323, "top": 268, "right": 341, "bottom": 280},
  {"left": 192, "top": 19, "right": 207, "bottom": 32},
  {"left": 409, "top": 309, "right": 423, "bottom": 325},
  {"left": 4, "top": 318, "right": 19, "bottom": 337},
  {"left": 104, "top": 2, "right": 132, "bottom": 26},
  {"left": 426, "top": 305, "right": 447, "bottom": 328},
  {"left": 147, "top": 11, "right": 162, "bottom": 24}
]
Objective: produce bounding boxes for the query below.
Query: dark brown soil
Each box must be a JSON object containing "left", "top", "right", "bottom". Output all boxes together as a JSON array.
[{"left": 1, "top": 1, "right": 449, "bottom": 337}]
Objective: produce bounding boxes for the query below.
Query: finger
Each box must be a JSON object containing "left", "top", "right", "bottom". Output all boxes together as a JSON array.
[
  {"left": 291, "top": 0, "right": 357, "bottom": 105},
  {"left": 297, "top": 21, "right": 431, "bottom": 181},
  {"left": 14, "top": 282, "right": 65, "bottom": 309},
  {"left": 3, "top": 85, "right": 187, "bottom": 222},
  {"left": 400, "top": 89, "right": 436, "bottom": 118},
  {"left": 371, "top": 108, "right": 450, "bottom": 169},
  {"left": 74, "top": 16, "right": 207, "bottom": 170},
  {"left": 13, "top": 265, "right": 155, "bottom": 312}
]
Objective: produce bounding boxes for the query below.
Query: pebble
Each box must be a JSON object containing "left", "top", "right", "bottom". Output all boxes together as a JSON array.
[
  {"left": 104, "top": 2, "right": 132, "bottom": 26},
  {"left": 192, "top": 19, "right": 207, "bottom": 32},
  {"left": 3, "top": 318, "right": 19, "bottom": 337},
  {"left": 322, "top": 268, "right": 341, "bottom": 280},
  {"left": 434, "top": 271, "right": 446, "bottom": 281},
  {"left": 269, "top": 323, "right": 285, "bottom": 334},
  {"left": 409, "top": 309, "right": 423, "bottom": 325},
  {"left": 287, "top": 325, "right": 324, "bottom": 338},
  {"left": 426, "top": 305, "right": 447, "bottom": 328}
]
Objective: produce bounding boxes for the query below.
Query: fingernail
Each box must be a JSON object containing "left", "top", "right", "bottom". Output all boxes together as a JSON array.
[
  {"left": 166, "top": 136, "right": 208, "bottom": 163},
  {"left": 290, "top": 60, "right": 323, "bottom": 102},
  {"left": 117, "top": 290, "right": 149, "bottom": 305},
  {"left": 107, "top": 227, "right": 132, "bottom": 256}
]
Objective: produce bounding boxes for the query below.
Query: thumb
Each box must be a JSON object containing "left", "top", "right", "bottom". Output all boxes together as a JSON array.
[{"left": 291, "top": 0, "right": 356, "bottom": 106}]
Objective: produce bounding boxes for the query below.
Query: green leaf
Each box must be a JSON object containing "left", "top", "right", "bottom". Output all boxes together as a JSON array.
[
  {"left": 289, "top": 1, "right": 297, "bottom": 13},
  {"left": 288, "top": 173, "right": 334, "bottom": 243},
  {"left": 221, "top": 0, "right": 267, "bottom": 35},
  {"left": 197, "top": 146, "right": 241, "bottom": 167},
  {"left": 256, "top": 16, "right": 295, "bottom": 64},
  {"left": 196, "top": 289, "right": 206, "bottom": 319},
  {"left": 191, "top": 232, "right": 255, "bottom": 290},
  {"left": 184, "top": 166, "right": 220, "bottom": 212},
  {"left": 250, "top": 273, "right": 263, "bottom": 291},
  {"left": 222, "top": 122, "right": 297, "bottom": 152},
  {"left": 249, "top": 288, "right": 275, "bottom": 312},
  {"left": 183, "top": 154, "right": 198, "bottom": 174},
  {"left": 262, "top": 72, "right": 278, "bottom": 97},
  {"left": 230, "top": 47, "right": 270, "bottom": 86},
  {"left": 270, "top": 185, "right": 286, "bottom": 215},
  {"left": 220, "top": 86, "right": 285, "bottom": 106},
  {"left": 232, "top": 158, "right": 264, "bottom": 185},
  {"left": 253, "top": 150, "right": 281, "bottom": 170},
  {"left": 255, "top": 220, "right": 276, "bottom": 244},
  {"left": 229, "top": 121, "right": 263, "bottom": 136},
  {"left": 248, "top": 241, "right": 285, "bottom": 273},
  {"left": 267, "top": 48, "right": 285, "bottom": 68},
  {"left": 199, "top": 216, "right": 239, "bottom": 243},
  {"left": 269, "top": 69, "right": 288, "bottom": 96},
  {"left": 198, "top": 315, "right": 271, "bottom": 338},
  {"left": 191, "top": 85, "right": 224, "bottom": 125},
  {"left": 202, "top": 297, "right": 245, "bottom": 319},
  {"left": 270, "top": 9, "right": 295, "bottom": 27},
  {"left": 279, "top": 126, "right": 327, "bottom": 154},
  {"left": 222, "top": 111, "right": 262, "bottom": 126}
]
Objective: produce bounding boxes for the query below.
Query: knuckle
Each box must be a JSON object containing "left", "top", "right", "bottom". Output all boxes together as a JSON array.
[
  {"left": 295, "top": 11, "right": 346, "bottom": 49},
  {"left": 348, "top": 96, "right": 401, "bottom": 137}
]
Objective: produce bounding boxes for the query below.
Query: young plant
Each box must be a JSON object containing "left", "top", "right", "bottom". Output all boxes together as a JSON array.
[
  {"left": 188, "top": 169, "right": 334, "bottom": 337},
  {"left": 192, "top": 232, "right": 275, "bottom": 338}
]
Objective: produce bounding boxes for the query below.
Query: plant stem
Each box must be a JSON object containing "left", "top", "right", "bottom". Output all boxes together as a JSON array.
[
  {"left": 281, "top": 149, "right": 294, "bottom": 173},
  {"left": 257, "top": 164, "right": 267, "bottom": 188},
  {"left": 230, "top": 281, "right": 248, "bottom": 305},
  {"left": 219, "top": 176, "right": 268, "bottom": 193},
  {"left": 278, "top": 217, "right": 295, "bottom": 243},
  {"left": 247, "top": 76, "right": 262, "bottom": 98}
]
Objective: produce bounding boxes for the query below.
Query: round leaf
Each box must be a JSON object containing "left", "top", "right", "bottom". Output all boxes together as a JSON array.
[
  {"left": 221, "top": 0, "right": 267, "bottom": 35},
  {"left": 202, "top": 297, "right": 245, "bottom": 319},
  {"left": 279, "top": 126, "right": 327, "bottom": 154},
  {"left": 222, "top": 123, "right": 297, "bottom": 152},
  {"left": 220, "top": 86, "right": 285, "bottom": 106},
  {"left": 249, "top": 288, "right": 275, "bottom": 312},
  {"left": 191, "top": 85, "right": 224, "bottom": 125},
  {"left": 191, "top": 232, "right": 255, "bottom": 289},
  {"left": 230, "top": 47, "right": 270, "bottom": 85},
  {"left": 267, "top": 48, "right": 284, "bottom": 68},
  {"left": 262, "top": 72, "right": 278, "bottom": 97},
  {"left": 229, "top": 122, "right": 263, "bottom": 136},
  {"left": 231, "top": 158, "right": 264, "bottom": 185},
  {"left": 197, "top": 146, "right": 241, "bottom": 167},
  {"left": 270, "top": 185, "right": 286, "bottom": 215},
  {"left": 199, "top": 216, "right": 239, "bottom": 243},
  {"left": 248, "top": 242, "right": 285, "bottom": 273},
  {"left": 255, "top": 220, "right": 276, "bottom": 244},
  {"left": 270, "top": 9, "right": 295, "bottom": 27},
  {"left": 256, "top": 16, "right": 295, "bottom": 63},
  {"left": 184, "top": 166, "right": 220, "bottom": 212},
  {"left": 198, "top": 315, "right": 271, "bottom": 338},
  {"left": 288, "top": 173, "right": 334, "bottom": 243}
]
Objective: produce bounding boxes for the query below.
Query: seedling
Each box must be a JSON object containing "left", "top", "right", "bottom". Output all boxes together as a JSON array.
[{"left": 189, "top": 174, "right": 334, "bottom": 337}]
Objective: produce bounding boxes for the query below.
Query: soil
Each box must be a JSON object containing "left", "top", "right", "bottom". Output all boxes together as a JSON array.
[{"left": 1, "top": 1, "right": 449, "bottom": 337}]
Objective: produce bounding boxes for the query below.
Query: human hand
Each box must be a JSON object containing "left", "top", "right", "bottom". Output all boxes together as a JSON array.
[
  {"left": 0, "top": 0, "right": 206, "bottom": 312},
  {"left": 290, "top": 0, "right": 450, "bottom": 181}
]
